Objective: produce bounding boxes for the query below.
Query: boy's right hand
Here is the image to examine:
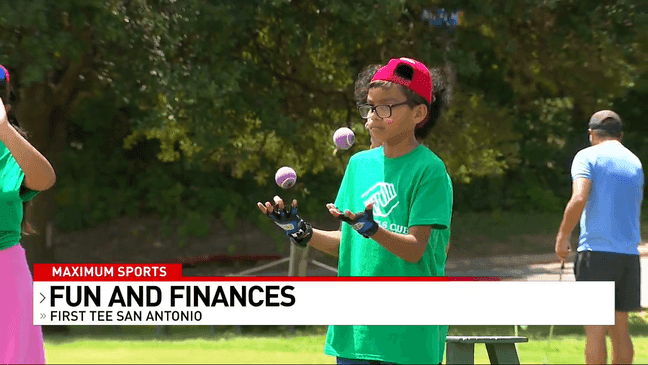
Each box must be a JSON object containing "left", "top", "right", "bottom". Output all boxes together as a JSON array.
[
  {"left": 257, "top": 196, "right": 313, "bottom": 247},
  {"left": 327, "top": 203, "right": 379, "bottom": 238}
]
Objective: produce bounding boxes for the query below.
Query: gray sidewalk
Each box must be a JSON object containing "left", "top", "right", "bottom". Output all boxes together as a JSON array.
[
  {"left": 203, "top": 243, "right": 648, "bottom": 308},
  {"left": 447, "top": 243, "right": 648, "bottom": 276},
  {"left": 445, "top": 243, "right": 648, "bottom": 308}
]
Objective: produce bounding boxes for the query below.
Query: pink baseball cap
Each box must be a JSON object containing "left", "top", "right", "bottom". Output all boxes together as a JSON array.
[{"left": 371, "top": 57, "right": 433, "bottom": 104}]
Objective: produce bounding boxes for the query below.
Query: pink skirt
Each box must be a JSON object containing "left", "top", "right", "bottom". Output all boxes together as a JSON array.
[{"left": 0, "top": 244, "right": 46, "bottom": 364}]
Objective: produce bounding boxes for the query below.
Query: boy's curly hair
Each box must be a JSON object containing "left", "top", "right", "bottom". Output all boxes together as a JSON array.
[{"left": 354, "top": 63, "right": 449, "bottom": 140}]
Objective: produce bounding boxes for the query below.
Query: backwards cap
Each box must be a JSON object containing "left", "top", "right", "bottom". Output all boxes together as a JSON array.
[
  {"left": 371, "top": 57, "right": 433, "bottom": 104},
  {"left": 589, "top": 110, "right": 622, "bottom": 136}
]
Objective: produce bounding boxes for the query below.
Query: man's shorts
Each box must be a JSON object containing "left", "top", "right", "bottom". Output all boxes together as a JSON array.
[{"left": 574, "top": 251, "right": 641, "bottom": 312}]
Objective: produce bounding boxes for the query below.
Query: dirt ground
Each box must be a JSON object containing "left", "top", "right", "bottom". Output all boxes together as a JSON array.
[
  {"left": 52, "top": 215, "right": 342, "bottom": 276},
  {"left": 51, "top": 214, "right": 551, "bottom": 276}
]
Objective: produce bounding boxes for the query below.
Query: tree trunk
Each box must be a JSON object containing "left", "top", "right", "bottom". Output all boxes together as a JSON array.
[
  {"left": 15, "top": 86, "right": 73, "bottom": 272},
  {"left": 21, "top": 189, "right": 58, "bottom": 267},
  {"left": 435, "top": 15, "right": 457, "bottom": 107},
  {"left": 14, "top": 83, "right": 71, "bottom": 335},
  {"left": 288, "top": 243, "right": 310, "bottom": 277}
]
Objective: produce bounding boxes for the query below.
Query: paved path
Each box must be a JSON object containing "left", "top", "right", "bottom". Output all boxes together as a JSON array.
[
  {"left": 192, "top": 244, "right": 648, "bottom": 308},
  {"left": 445, "top": 244, "right": 648, "bottom": 309}
]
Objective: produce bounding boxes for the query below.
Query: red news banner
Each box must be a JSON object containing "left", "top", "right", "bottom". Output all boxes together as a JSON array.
[
  {"left": 33, "top": 263, "right": 491, "bottom": 281},
  {"left": 32, "top": 263, "right": 613, "bottom": 326}
]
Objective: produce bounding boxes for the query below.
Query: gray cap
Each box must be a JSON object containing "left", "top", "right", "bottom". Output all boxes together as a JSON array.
[{"left": 589, "top": 110, "right": 622, "bottom": 136}]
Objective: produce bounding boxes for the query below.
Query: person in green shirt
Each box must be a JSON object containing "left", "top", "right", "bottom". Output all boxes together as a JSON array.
[
  {"left": 0, "top": 65, "right": 56, "bottom": 364},
  {"left": 258, "top": 57, "right": 452, "bottom": 364}
]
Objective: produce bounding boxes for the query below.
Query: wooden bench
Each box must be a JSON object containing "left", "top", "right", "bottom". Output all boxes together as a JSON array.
[{"left": 446, "top": 336, "right": 528, "bottom": 364}]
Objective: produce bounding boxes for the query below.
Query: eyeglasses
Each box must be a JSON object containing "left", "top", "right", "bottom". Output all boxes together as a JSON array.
[{"left": 358, "top": 101, "right": 409, "bottom": 119}]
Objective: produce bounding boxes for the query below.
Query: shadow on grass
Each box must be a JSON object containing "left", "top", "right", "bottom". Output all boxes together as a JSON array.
[
  {"left": 43, "top": 325, "right": 328, "bottom": 344},
  {"left": 449, "top": 211, "right": 648, "bottom": 258},
  {"left": 44, "top": 323, "right": 648, "bottom": 345},
  {"left": 450, "top": 323, "right": 648, "bottom": 339},
  {"left": 448, "top": 211, "right": 574, "bottom": 258}
]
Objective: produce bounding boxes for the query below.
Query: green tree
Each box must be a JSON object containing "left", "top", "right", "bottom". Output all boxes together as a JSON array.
[
  {"left": 448, "top": 0, "right": 643, "bottom": 210},
  {"left": 0, "top": 0, "right": 198, "bottom": 265},
  {"left": 0, "top": 0, "right": 643, "bottom": 267}
]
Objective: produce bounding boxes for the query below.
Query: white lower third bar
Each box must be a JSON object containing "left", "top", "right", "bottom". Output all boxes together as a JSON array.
[{"left": 33, "top": 281, "right": 614, "bottom": 326}]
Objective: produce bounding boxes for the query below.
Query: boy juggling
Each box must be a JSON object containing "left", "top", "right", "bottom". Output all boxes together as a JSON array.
[{"left": 257, "top": 57, "right": 452, "bottom": 364}]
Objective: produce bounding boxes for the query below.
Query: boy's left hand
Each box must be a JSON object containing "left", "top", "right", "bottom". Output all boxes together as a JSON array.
[
  {"left": 258, "top": 196, "right": 313, "bottom": 247},
  {"left": 327, "top": 202, "right": 378, "bottom": 238}
]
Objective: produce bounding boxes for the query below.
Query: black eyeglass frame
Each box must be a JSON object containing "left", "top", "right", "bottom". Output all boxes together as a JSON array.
[{"left": 357, "top": 101, "right": 410, "bottom": 119}]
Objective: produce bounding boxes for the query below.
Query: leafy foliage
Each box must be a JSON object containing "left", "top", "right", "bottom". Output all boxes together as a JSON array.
[{"left": 0, "top": 0, "right": 644, "bottom": 242}]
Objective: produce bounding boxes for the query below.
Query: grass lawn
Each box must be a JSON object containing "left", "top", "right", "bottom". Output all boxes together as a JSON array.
[
  {"left": 44, "top": 324, "right": 648, "bottom": 364},
  {"left": 489, "top": 335, "right": 648, "bottom": 364},
  {"left": 449, "top": 211, "right": 573, "bottom": 258},
  {"left": 44, "top": 334, "right": 648, "bottom": 364},
  {"left": 42, "top": 212, "right": 648, "bottom": 364},
  {"left": 45, "top": 336, "right": 332, "bottom": 364}
]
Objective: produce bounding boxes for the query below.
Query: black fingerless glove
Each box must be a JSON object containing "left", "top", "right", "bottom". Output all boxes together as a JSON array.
[
  {"left": 335, "top": 206, "right": 379, "bottom": 238},
  {"left": 267, "top": 205, "right": 313, "bottom": 247}
]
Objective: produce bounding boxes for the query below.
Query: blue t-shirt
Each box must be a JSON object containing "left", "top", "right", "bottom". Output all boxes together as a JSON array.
[{"left": 571, "top": 140, "right": 644, "bottom": 255}]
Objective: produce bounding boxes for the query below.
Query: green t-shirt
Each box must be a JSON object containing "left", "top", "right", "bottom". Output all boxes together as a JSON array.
[
  {"left": 0, "top": 141, "right": 39, "bottom": 251},
  {"left": 324, "top": 145, "right": 453, "bottom": 364}
]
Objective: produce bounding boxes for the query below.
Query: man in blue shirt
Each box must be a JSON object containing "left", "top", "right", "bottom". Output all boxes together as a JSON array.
[{"left": 555, "top": 110, "right": 644, "bottom": 364}]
